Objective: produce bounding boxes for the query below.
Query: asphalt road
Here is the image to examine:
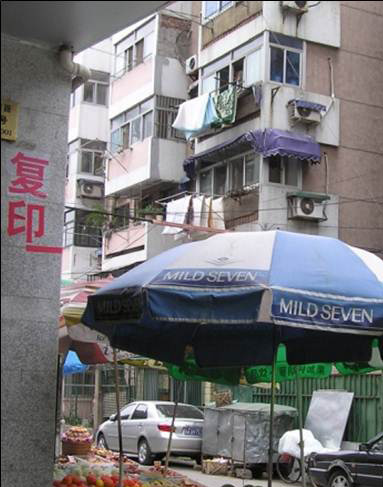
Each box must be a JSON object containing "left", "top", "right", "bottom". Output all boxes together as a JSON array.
[{"left": 166, "top": 460, "right": 300, "bottom": 487}]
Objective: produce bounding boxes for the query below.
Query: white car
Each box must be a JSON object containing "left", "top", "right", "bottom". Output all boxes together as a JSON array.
[{"left": 96, "top": 401, "right": 204, "bottom": 465}]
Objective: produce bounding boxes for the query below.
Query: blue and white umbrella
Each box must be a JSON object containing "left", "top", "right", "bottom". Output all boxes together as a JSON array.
[
  {"left": 83, "top": 231, "right": 383, "bottom": 367},
  {"left": 83, "top": 231, "right": 383, "bottom": 368}
]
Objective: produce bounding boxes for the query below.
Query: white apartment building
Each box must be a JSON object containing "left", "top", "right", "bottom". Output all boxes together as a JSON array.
[
  {"left": 62, "top": 38, "right": 114, "bottom": 280},
  {"left": 65, "top": 1, "right": 382, "bottom": 279}
]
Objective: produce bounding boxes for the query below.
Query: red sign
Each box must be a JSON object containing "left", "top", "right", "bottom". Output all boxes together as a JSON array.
[{"left": 7, "top": 152, "right": 62, "bottom": 254}]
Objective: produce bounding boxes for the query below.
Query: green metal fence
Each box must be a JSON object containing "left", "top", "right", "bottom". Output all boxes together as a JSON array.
[{"left": 219, "top": 373, "right": 383, "bottom": 443}]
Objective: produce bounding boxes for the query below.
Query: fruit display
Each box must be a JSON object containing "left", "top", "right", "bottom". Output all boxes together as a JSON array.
[
  {"left": 54, "top": 447, "right": 206, "bottom": 487},
  {"left": 52, "top": 471, "right": 141, "bottom": 487},
  {"left": 62, "top": 426, "right": 93, "bottom": 444}
]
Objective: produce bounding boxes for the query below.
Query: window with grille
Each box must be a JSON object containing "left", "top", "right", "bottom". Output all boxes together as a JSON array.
[
  {"left": 155, "top": 96, "right": 185, "bottom": 141},
  {"left": 64, "top": 209, "right": 102, "bottom": 248}
]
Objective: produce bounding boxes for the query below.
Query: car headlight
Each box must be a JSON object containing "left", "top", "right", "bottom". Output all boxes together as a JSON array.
[{"left": 308, "top": 455, "right": 316, "bottom": 468}]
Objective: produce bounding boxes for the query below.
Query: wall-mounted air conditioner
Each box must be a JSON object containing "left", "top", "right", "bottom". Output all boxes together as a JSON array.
[
  {"left": 288, "top": 103, "right": 321, "bottom": 125},
  {"left": 79, "top": 181, "right": 103, "bottom": 199},
  {"left": 185, "top": 55, "right": 198, "bottom": 75},
  {"left": 288, "top": 193, "right": 329, "bottom": 221},
  {"left": 280, "top": 1, "right": 309, "bottom": 14}
]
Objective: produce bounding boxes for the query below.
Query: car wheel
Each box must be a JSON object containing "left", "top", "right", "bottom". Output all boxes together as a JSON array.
[
  {"left": 138, "top": 438, "right": 153, "bottom": 465},
  {"left": 97, "top": 433, "right": 109, "bottom": 450},
  {"left": 328, "top": 470, "right": 352, "bottom": 487}
]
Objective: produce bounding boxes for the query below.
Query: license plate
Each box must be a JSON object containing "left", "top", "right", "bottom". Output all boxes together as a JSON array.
[{"left": 183, "top": 426, "right": 202, "bottom": 437}]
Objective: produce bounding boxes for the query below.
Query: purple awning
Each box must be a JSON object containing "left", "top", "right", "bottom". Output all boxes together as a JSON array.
[
  {"left": 289, "top": 99, "right": 327, "bottom": 112},
  {"left": 183, "top": 129, "right": 320, "bottom": 178}
]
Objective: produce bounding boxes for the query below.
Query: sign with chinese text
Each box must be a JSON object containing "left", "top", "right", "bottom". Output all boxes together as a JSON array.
[
  {"left": 1, "top": 100, "right": 19, "bottom": 141},
  {"left": 6, "top": 151, "right": 62, "bottom": 254}
]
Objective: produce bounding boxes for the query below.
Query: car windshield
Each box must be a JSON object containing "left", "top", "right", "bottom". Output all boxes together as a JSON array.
[{"left": 156, "top": 404, "right": 204, "bottom": 419}]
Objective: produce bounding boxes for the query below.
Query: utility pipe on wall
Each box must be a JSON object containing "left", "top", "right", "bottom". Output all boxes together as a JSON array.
[{"left": 59, "top": 45, "right": 91, "bottom": 91}]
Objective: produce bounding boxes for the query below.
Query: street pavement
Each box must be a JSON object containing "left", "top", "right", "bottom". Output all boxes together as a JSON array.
[{"left": 167, "top": 460, "right": 299, "bottom": 487}]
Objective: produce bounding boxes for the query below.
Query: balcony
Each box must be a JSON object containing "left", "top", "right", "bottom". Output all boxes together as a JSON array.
[
  {"left": 68, "top": 103, "right": 109, "bottom": 143},
  {"left": 101, "top": 221, "right": 182, "bottom": 271},
  {"left": 105, "top": 136, "right": 187, "bottom": 197}
]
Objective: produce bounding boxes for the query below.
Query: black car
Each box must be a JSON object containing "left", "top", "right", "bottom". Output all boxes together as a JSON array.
[{"left": 308, "top": 432, "right": 383, "bottom": 487}]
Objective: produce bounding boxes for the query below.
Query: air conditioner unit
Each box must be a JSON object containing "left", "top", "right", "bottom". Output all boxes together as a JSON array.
[
  {"left": 185, "top": 55, "right": 198, "bottom": 75},
  {"left": 288, "top": 196, "right": 326, "bottom": 221},
  {"left": 79, "top": 182, "right": 103, "bottom": 199},
  {"left": 280, "top": 1, "right": 309, "bottom": 14},
  {"left": 288, "top": 103, "right": 321, "bottom": 125}
]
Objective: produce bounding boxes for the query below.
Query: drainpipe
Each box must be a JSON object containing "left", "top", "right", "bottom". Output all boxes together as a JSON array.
[
  {"left": 323, "top": 57, "right": 336, "bottom": 116},
  {"left": 59, "top": 45, "right": 91, "bottom": 91}
]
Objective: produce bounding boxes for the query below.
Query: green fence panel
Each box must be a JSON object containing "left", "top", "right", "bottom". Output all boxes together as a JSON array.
[{"left": 218, "top": 373, "right": 382, "bottom": 442}]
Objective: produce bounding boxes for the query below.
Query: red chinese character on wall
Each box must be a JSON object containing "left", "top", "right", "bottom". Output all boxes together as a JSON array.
[
  {"left": 6, "top": 152, "right": 62, "bottom": 254},
  {"left": 9, "top": 152, "right": 49, "bottom": 198}
]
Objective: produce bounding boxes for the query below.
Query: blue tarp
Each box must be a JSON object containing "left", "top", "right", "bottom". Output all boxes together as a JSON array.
[{"left": 63, "top": 351, "right": 89, "bottom": 376}]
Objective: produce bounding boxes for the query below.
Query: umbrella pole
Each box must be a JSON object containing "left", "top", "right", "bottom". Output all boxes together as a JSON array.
[
  {"left": 164, "top": 400, "right": 178, "bottom": 473},
  {"left": 267, "top": 329, "right": 277, "bottom": 487},
  {"left": 113, "top": 349, "right": 123, "bottom": 487},
  {"left": 296, "top": 375, "right": 307, "bottom": 487}
]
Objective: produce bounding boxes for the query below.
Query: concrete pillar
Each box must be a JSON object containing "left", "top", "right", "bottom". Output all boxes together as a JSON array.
[{"left": 1, "top": 35, "right": 71, "bottom": 484}]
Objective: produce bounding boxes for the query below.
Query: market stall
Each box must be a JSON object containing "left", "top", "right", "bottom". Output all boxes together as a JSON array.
[{"left": 54, "top": 434, "right": 206, "bottom": 487}]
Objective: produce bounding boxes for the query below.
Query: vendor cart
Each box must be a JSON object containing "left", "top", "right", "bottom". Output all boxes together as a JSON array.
[{"left": 202, "top": 402, "right": 297, "bottom": 476}]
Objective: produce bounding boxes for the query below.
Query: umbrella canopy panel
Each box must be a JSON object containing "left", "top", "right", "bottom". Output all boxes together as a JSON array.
[{"left": 83, "top": 231, "right": 383, "bottom": 368}]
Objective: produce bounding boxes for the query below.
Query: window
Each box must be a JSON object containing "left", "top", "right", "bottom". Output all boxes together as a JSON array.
[
  {"left": 268, "top": 155, "right": 299, "bottom": 186},
  {"left": 135, "top": 39, "right": 144, "bottom": 66},
  {"left": 143, "top": 112, "right": 153, "bottom": 139},
  {"left": 131, "top": 404, "right": 148, "bottom": 420},
  {"left": 269, "top": 33, "right": 302, "bottom": 87},
  {"left": 217, "top": 66, "right": 230, "bottom": 92},
  {"left": 201, "top": 36, "right": 263, "bottom": 94},
  {"left": 64, "top": 370, "right": 95, "bottom": 398},
  {"left": 155, "top": 96, "right": 185, "bottom": 141},
  {"left": 214, "top": 165, "right": 227, "bottom": 194},
  {"left": 110, "top": 98, "right": 154, "bottom": 152},
  {"left": 245, "top": 153, "right": 260, "bottom": 185},
  {"left": 124, "top": 46, "right": 134, "bottom": 72},
  {"left": 113, "top": 205, "right": 130, "bottom": 229},
  {"left": 120, "top": 404, "right": 136, "bottom": 420},
  {"left": 114, "top": 19, "right": 155, "bottom": 76},
  {"left": 198, "top": 152, "right": 260, "bottom": 195},
  {"left": 82, "top": 81, "right": 109, "bottom": 106},
  {"left": 64, "top": 209, "right": 102, "bottom": 248},
  {"left": 80, "top": 150, "right": 104, "bottom": 176},
  {"left": 203, "top": 1, "right": 233, "bottom": 20},
  {"left": 156, "top": 404, "right": 204, "bottom": 419},
  {"left": 245, "top": 49, "right": 262, "bottom": 85},
  {"left": 231, "top": 157, "right": 244, "bottom": 191}
]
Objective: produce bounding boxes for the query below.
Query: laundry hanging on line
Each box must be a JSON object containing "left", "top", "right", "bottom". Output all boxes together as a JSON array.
[
  {"left": 172, "top": 93, "right": 219, "bottom": 140},
  {"left": 172, "top": 86, "right": 239, "bottom": 140},
  {"left": 162, "top": 194, "right": 242, "bottom": 236}
]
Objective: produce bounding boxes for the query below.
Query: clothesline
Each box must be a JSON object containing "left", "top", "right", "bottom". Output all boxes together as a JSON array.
[
  {"left": 161, "top": 193, "right": 246, "bottom": 235},
  {"left": 156, "top": 190, "right": 224, "bottom": 205},
  {"left": 171, "top": 80, "right": 246, "bottom": 109}
]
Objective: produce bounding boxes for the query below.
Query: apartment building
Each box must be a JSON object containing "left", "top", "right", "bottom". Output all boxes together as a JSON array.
[
  {"left": 100, "top": 3, "right": 201, "bottom": 275},
  {"left": 172, "top": 1, "right": 382, "bottom": 254},
  {"left": 64, "top": 1, "right": 382, "bottom": 279},
  {"left": 62, "top": 39, "right": 113, "bottom": 280}
]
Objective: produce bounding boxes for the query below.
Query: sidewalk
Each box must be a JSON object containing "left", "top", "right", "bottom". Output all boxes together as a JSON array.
[{"left": 168, "top": 462, "right": 299, "bottom": 487}]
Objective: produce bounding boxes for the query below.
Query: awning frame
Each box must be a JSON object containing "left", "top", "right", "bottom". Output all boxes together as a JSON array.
[{"left": 183, "top": 129, "right": 321, "bottom": 179}]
